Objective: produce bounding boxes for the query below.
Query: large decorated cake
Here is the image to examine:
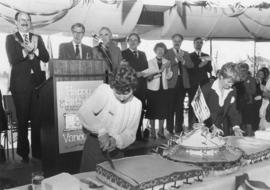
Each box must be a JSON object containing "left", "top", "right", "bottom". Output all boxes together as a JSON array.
[
  {"left": 96, "top": 155, "right": 203, "bottom": 190},
  {"left": 161, "top": 125, "right": 242, "bottom": 173},
  {"left": 225, "top": 136, "right": 270, "bottom": 164}
]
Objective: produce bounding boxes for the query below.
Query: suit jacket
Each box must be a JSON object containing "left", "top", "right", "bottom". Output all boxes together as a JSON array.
[
  {"left": 122, "top": 49, "right": 148, "bottom": 100},
  {"left": 188, "top": 51, "right": 212, "bottom": 87},
  {"left": 92, "top": 41, "right": 122, "bottom": 71},
  {"left": 6, "top": 32, "right": 49, "bottom": 93},
  {"left": 202, "top": 81, "right": 241, "bottom": 129},
  {"left": 164, "top": 48, "right": 194, "bottom": 89},
  {"left": 58, "top": 42, "right": 92, "bottom": 60},
  {"left": 147, "top": 57, "right": 172, "bottom": 91}
]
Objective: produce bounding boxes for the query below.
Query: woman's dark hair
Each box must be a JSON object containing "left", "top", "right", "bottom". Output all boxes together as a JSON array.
[
  {"left": 260, "top": 67, "right": 269, "bottom": 80},
  {"left": 153, "top": 42, "right": 167, "bottom": 53},
  {"left": 235, "top": 62, "right": 249, "bottom": 81},
  {"left": 110, "top": 65, "right": 138, "bottom": 94}
]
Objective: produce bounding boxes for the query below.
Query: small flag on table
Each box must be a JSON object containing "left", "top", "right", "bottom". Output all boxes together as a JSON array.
[{"left": 191, "top": 86, "right": 210, "bottom": 122}]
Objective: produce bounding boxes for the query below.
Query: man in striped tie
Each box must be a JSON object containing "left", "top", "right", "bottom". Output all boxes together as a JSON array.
[{"left": 6, "top": 11, "right": 49, "bottom": 162}]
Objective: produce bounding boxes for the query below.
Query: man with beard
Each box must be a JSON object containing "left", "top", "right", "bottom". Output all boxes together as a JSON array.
[
  {"left": 59, "top": 23, "right": 92, "bottom": 60},
  {"left": 6, "top": 12, "right": 49, "bottom": 162},
  {"left": 164, "top": 34, "right": 193, "bottom": 135}
]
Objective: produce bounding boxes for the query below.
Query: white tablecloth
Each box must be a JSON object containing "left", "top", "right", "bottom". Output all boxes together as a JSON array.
[{"left": 8, "top": 159, "right": 270, "bottom": 190}]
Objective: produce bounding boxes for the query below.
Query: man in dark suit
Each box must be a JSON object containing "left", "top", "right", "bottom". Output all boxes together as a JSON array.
[
  {"left": 6, "top": 12, "right": 49, "bottom": 162},
  {"left": 59, "top": 23, "right": 92, "bottom": 60},
  {"left": 92, "top": 27, "right": 122, "bottom": 83},
  {"left": 165, "top": 34, "right": 194, "bottom": 135},
  {"left": 122, "top": 33, "right": 148, "bottom": 140},
  {"left": 188, "top": 37, "right": 212, "bottom": 126}
]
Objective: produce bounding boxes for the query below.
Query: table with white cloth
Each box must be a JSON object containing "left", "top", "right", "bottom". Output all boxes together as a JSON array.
[{"left": 7, "top": 159, "right": 270, "bottom": 190}]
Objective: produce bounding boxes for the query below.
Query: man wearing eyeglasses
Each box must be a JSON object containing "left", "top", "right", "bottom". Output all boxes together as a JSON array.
[{"left": 59, "top": 23, "right": 92, "bottom": 60}]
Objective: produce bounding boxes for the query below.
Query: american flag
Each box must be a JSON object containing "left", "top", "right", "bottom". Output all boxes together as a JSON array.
[{"left": 191, "top": 86, "right": 210, "bottom": 122}]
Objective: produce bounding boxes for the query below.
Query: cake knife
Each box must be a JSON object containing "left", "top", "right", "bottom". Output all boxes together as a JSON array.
[{"left": 103, "top": 150, "right": 115, "bottom": 170}]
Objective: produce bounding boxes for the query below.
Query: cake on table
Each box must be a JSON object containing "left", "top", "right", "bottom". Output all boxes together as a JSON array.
[
  {"left": 160, "top": 125, "right": 242, "bottom": 174},
  {"left": 96, "top": 155, "right": 203, "bottom": 190},
  {"left": 225, "top": 136, "right": 270, "bottom": 164}
]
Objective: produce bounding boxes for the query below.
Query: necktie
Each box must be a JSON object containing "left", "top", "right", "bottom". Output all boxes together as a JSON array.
[
  {"left": 23, "top": 34, "right": 29, "bottom": 45},
  {"left": 176, "top": 49, "right": 182, "bottom": 75},
  {"left": 104, "top": 47, "right": 113, "bottom": 72},
  {"left": 133, "top": 51, "right": 138, "bottom": 58},
  {"left": 75, "top": 44, "right": 80, "bottom": 59}
]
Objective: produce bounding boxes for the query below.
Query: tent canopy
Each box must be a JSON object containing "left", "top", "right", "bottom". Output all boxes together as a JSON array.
[{"left": 0, "top": 0, "right": 270, "bottom": 40}]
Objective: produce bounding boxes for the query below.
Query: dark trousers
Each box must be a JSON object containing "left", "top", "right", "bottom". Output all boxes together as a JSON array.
[
  {"left": 134, "top": 90, "right": 146, "bottom": 140},
  {"left": 167, "top": 76, "right": 186, "bottom": 133},
  {"left": 12, "top": 90, "right": 33, "bottom": 159},
  {"left": 30, "top": 90, "right": 42, "bottom": 159},
  {"left": 187, "top": 85, "right": 199, "bottom": 127},
  {"left": 80, "top": 135, "right": 123, "bottom": 172}
]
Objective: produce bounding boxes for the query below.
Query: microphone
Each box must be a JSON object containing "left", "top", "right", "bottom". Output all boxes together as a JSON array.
[
  {"left": 91, "top": 33, "right": 100, "bottom": 40},
  {"left": 91, "top": 33, "right": 105, "bottom": 48}
]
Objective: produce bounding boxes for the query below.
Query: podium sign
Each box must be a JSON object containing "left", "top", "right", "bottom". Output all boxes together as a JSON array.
[
  {"left": 38, "top": 59, "right": 106, "bottom": 176},
  {"left": 56, "top": 80, "right": 103, "bottom": 153}
]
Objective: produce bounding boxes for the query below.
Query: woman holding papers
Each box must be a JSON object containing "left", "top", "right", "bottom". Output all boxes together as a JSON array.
[
  {"left": 78, "top": 65, "right": 142, "bottom": 172},
  {"left": 145, "top": 43, "right": 172, "bottom": 139},
  {"left": 200, "top": 62, "right": 243, "bottom": 136}
]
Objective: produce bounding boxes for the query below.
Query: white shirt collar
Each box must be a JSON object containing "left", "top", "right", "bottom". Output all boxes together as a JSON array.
[
  {"left": 196, "top": 50, "right": 201, "bottom": 56},
  {"left": 72, "top": 41, "right": 81, "bottom": 47},
  {"left": 211, "top": 79, "right": 233, "bottom": 106},
  {"left": 129, "top": 48, "right": 137, "bottom": 52},
  {"left": 19, "top": 32, "right": 30, "bottom": 39}
]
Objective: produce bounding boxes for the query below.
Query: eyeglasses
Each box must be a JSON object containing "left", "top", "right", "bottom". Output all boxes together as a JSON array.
[{"left": 72, "top": 30, "right": 84, "bottom": 34}]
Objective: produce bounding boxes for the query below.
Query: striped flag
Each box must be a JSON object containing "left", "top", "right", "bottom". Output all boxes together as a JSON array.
[{"left": 191, "top": 86, "right": 210, "bottom": 122}]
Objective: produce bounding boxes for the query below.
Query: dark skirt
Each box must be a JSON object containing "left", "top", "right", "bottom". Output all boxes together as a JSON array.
[
  {"left": 80, "top": 134, "right": 124, "bottom": 172},
  {"left": 145, "top": 89, "right": 169, "bottom": 120}
]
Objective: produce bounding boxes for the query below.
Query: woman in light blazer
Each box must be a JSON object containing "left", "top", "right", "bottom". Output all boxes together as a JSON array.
[{"left": 145, "top": 43, "right": 172, "bottom": 139}]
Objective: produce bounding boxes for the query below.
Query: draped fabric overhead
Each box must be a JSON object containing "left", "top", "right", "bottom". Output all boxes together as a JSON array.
[
  {"left": 0, "top": 0, "right": 270, "bottom": 40},
  {"left": 142, "top": 1, "right": 270, "bottom": 40},
  {"left": 0, "top": 0, "right": 143, "bottom": 36}
]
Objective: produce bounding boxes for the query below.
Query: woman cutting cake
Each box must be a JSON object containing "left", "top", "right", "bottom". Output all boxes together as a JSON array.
[
  {"left": 202, "top": 62, "right": 243, "bottom": 136},
  {"left": 77, "top": 65, "right": 142, "bottom": 172}
]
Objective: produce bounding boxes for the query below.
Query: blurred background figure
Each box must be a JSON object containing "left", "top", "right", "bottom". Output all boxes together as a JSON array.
[
  {"left": 258, "top": 67, "right": 270, "bottom": 130},
  {"left": 234, "top": 63, "right": 256, "bottom": 136}
]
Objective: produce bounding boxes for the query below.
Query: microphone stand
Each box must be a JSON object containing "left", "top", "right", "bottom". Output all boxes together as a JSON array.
[{"left": 97, "top": 43, "right": 113, "bottom": 83}]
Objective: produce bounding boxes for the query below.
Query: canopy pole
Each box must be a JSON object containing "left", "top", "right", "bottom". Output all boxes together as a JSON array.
[
  {"left": 253, "top": 40, "right": 257, "bottom": 76},
  {"left": 209, "top": 38, "right": 214, "bottom": 75}
]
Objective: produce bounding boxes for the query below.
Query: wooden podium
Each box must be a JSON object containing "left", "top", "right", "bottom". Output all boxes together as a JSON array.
[{"left": 37, "top": 59, "right": 106, "bottom": 176}]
